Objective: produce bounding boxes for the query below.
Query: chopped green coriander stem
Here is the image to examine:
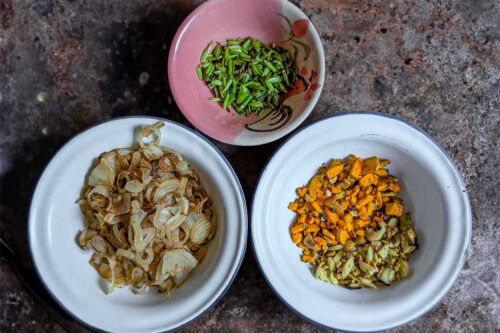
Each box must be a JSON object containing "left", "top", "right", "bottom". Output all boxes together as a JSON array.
[{"left": 196, "top": 37, "right": 299, "bottom": 116}]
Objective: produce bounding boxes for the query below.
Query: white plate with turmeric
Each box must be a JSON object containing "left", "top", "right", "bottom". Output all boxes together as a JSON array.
[
  {"left": 29, "top": 117, "right": 247, "bottom": 333},
  {"left": 251, "top": 112, "right": 471, "bottom": 331}
]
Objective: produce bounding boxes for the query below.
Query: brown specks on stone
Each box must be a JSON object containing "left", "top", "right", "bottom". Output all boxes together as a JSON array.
[
  {"left": 0, "top": 47, "right": 6, "bottom": 65},
  {"left": 47, "top": 37, "right": 84, "bottom": 97},
  {"left": 403, "top": 50, "right": 431, "bottom": 69},
  {"left": 461, "top": 32, "right": 492, "bottom": 54},
  {"left": 0, "top": 0, "right": 14, "bottom": 29}
]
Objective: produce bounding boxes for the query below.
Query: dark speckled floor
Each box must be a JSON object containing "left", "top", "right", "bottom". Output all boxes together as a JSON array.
[{"left": 0, "top": 0, "right": 499, "bottom": 332}]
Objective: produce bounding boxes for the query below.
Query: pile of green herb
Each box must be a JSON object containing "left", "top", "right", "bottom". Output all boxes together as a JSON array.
[{"left": 196, "top": 38, "right": 299, "bottom": 116}]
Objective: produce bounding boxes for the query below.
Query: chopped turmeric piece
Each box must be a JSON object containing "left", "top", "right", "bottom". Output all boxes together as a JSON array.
[
  {"left": 363, "top": 156, "right": 380, "bottom": 171},
  {"left": 325, "top": 209, "right": 339, "bottom": 223},
  {"left": 314, "top": 236, "right": 328, "bottom": 248},
  {"left": 355, "top": 219, "right": 370, "bottom": 228},
  {"left": 331, "top": 185, "right": 342, "bottom": 194},
  {"left": 359, "top": 173, "right": 378, "bottom": 187},
  {"left": 291, "top": 224, "right": 305, "bottom": 234},
  {"left": 308, "top": 175, "right": 324, "bottom": 199},
  {"left": 374, "top": 169, "right": 388, "bottom": 177},
  {"left": 338, "top": 230, "right": 349, "bottom": 244},
  {"left": 322, "top": 229, "right": 336, "bottom": 242},
  {"left": 355, "top": 229, "right": 365, "bottom": 237},
  {"left": 301, "top": 254, "right": 314, "bottom": 262},
  {"left": 292, "top": 233, "right": 303, "bottom": 244},
  {"left": 306, "top": 224, "right": 320, "bottom": 234},
  {"left": 288, "top": 202, "right": 299, "bottom": 211},
  {"left": 356, "top": 195, "right": 374, "bottom": 208},
  {"left": 388, "top": 183, "right": 401, "bottom": 193},
  {"left": 310, "top": 201, "right": 323, "bottom": 213},
  {"left": 376, "top": 191, "right": 383, "bottom": 206},
  {"left": 377, "top": 184, "right": 388, "bottom": 191},
  {"left": 326, "top": 163, "right": 344, "bottom": 179},
  {"left": 350, "top": 158, "right": 363, "bottom": 179},
  {"left": 296, "top": 187, "right": 308, "bottom": 197},
  {"left": 385, "top": 201, "right": 403, "bottom": 216}
]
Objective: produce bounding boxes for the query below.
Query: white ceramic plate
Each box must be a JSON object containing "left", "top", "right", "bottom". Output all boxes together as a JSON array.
[
  {"left": 252, "top": 112, "right": 471, "bottom": 332},
  {"left": 29, "top": 117, "right": 247, "bottom": 333}
]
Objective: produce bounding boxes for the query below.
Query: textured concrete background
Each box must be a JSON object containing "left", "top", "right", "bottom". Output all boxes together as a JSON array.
[{"left": 0, "top": 0, "right": 499, "bottom": 332}]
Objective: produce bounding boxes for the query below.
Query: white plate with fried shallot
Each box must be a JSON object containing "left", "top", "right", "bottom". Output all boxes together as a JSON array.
[{"left": 29, "top": 117, "right": 247, "bottom": 333}]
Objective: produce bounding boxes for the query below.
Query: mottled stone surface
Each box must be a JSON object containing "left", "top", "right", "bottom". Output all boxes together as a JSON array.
[{"left": 0, "top": 0, "right": 499, "bottom": 332}]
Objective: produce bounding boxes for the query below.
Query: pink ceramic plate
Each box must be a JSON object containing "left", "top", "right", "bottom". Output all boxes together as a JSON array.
[{"left": 168, "top": 0, "right": 325, "bottom": 146}]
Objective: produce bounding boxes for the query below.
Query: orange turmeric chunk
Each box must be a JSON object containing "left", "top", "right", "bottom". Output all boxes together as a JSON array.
[
  {"left": 314, "top": 236, "right": 328, "bottom": 248},
  {"left": 326, "top": 164, "right": 344, "bottom": 179},
  {"left": 301, "top": 254, "right": 314, "bottom": 262},
  {"left": 296, "top": 206, "right": 307, "bottom": 214},
  {"left": 308, "top": 175, "right": 324, "bottom": 199},
  {"left": 376, "top": 191, "right": 383, "bottom": 206},
  {"left": 291, "top": 224, "right": 305, "bottom": 234},
  {"left": 331, "top": 185, "right": 342, "bottom": 194},
  {"left": 311, "top": 201, "right": 323, "bottom": 213},
  {"left": 296, "top": 187, "right": 308, "bottom": 197},
  {"left": 385, "top": 201, "right": 403, "bottom": 216},
  {"left": 350, "top": 158, "right": 363, "bottom": 179},
  {"left": 364, "top": 156, "right": 380, "bottom": 171},
  {"left": 325, "top": 209, "right": 339, "bottom": 223},
  {"left": 355, "top": 219, "right": 370, "bottom": 228},
  {"left": 292, "top": 233, "right": 303, "bottom": 244},
  {"left": 288, "top": 202, "right": 299, "bottom": 211},
  {"left": 359, "top": 173, "right": 378, "bottom": 187},
  {"left": 377, "top": 184, "right": 388, "bottom": 191},
  {"left": 322, "top": 228, "right": 336, "bottom": 241},
  {"left": 388, "top": 183, "right": 401, "bottom": 193},
  {"left": 365, "top": 201, "right": 375, "bottom": 217},
  {"left": 345, "top": 222, "right": 354, "bottom": 232},
  {"left": 351, "top": 185, "right": 360, "bottom": 196},
  {"left": 374, "top": 169, "right": 389, "bottom": 177},
  {"left": 306, "top": 224, "right": 320, "bottom": 234},
  {"left": 338, "top": 230, "right": 349, "bottom": 244},
  {"left": 298, "top": 214, "right": 307, "bottom": 223},
  {"left": 356, "top": 195, "right": 374, "bottom": 208}
]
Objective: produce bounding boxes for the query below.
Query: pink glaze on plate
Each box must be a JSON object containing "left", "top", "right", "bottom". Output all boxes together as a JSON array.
[
  {"left": 169, "top": 0, "right": 284, "bottom": 143},
  {"left": 168, "top": 0, "right": 324, "bottom": 145}
]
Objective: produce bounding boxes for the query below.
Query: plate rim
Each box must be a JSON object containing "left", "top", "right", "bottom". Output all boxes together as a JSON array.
[
  {"left": 28, "top": 115, "right": 248, "bottom": 333},
  {"left": 167, "top": 0, "right": 326, "bottom": 147},
  {"left": 250, "top": 110, "right": 472, "bottom": 332}
]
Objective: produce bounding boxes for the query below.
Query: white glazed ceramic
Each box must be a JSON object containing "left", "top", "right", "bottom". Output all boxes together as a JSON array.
[
  {"left": 252, "top": 112, "right": 471, "bottom": 332},
  {"left": 29, "top": 117, "right": 247, "bottom": 333}
]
